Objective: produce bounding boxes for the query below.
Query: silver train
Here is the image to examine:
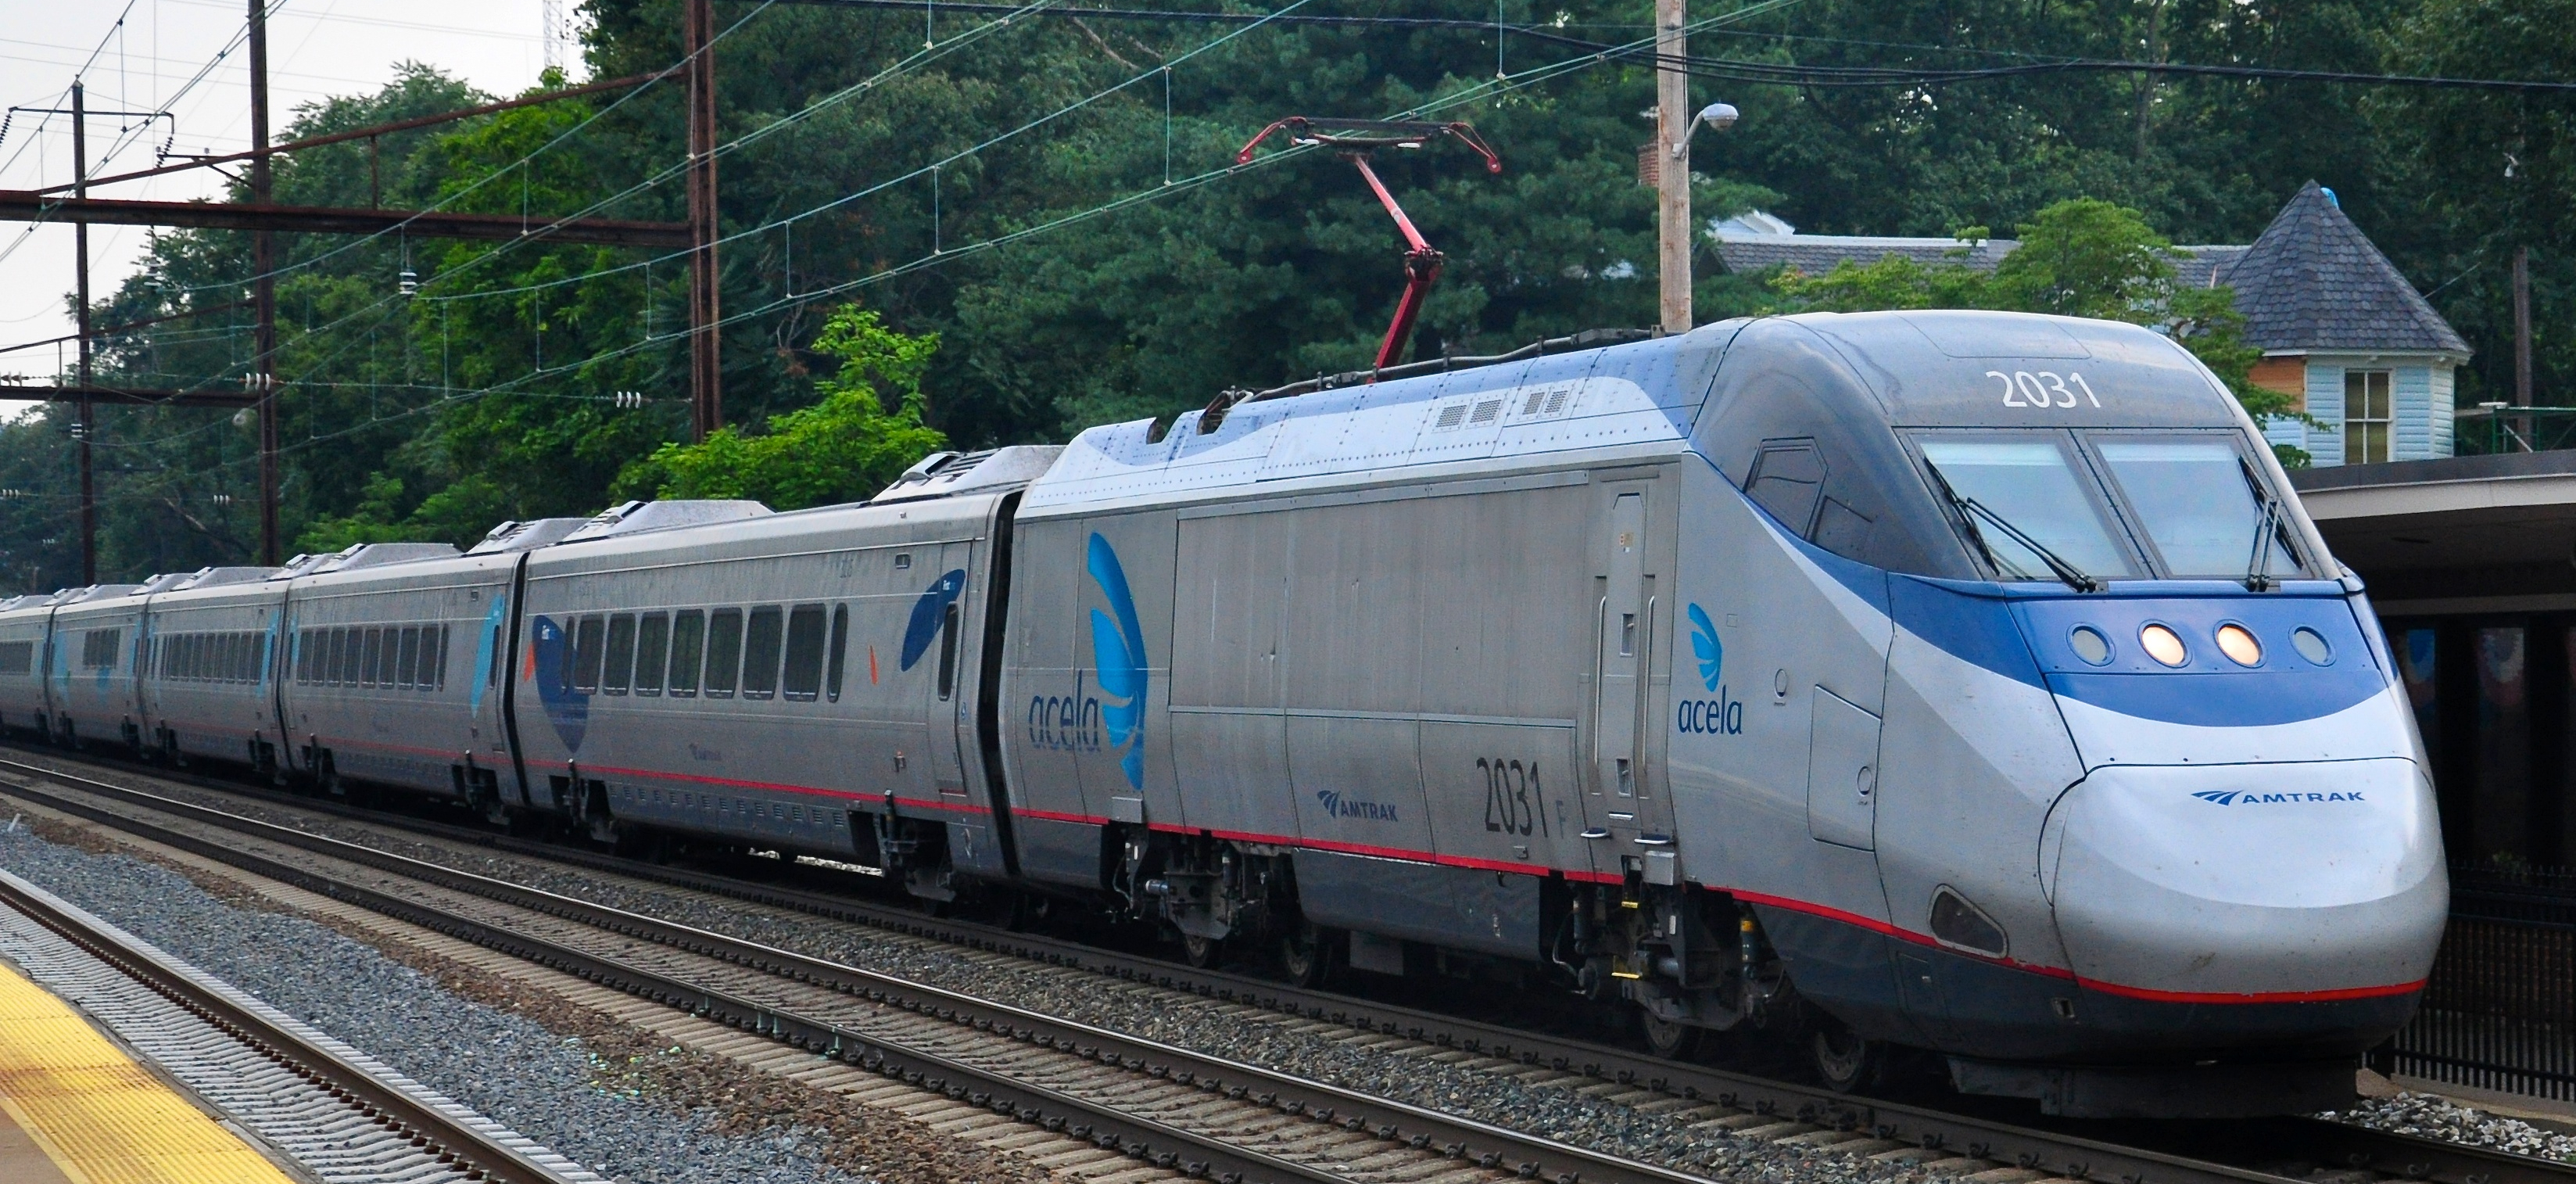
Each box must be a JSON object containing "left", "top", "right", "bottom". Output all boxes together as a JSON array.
[{"left": 0, "top": 310, "right": 2445, "bottom": 1117}]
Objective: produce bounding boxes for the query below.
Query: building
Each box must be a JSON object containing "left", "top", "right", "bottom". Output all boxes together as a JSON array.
[{"left": 1714, "top": 181, "right": 2470, "bottom": 467}]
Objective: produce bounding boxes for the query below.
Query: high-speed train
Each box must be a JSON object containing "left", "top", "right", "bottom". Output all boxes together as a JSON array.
[{"left": 0, "top": 310, "right": 2445, "bottom": 1118}]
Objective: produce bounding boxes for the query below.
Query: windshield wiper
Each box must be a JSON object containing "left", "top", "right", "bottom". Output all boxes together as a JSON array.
[
  {"left": 2241, "top": 459, "right": 2292, "bottom": 592},
  {"left": 1926, "top": 465, "right": 2104, "bottom": 593}
]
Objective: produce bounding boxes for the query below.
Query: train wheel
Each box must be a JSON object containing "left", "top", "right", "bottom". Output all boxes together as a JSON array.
[
  {"left": 1811, "top": 1016, "right": 1884, "bottom": 1093},
  {"left": 1277, "top": 921, "right": 1337, "bottom": 988},
  {"left": 1639, "top": 1011, "right": 1701, "bottom": 1060},
  {"left": 1182, "top": 934, "right": 1223, "bottom": 969}
]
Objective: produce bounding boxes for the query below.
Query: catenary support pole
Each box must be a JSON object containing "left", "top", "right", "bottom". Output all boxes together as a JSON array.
[
  {"left": 73, "top": 81, "right": 94, "bottom": 584},
  {"left": 686, "top": 0, "right": 722, "bottom": 440},
  {"left": 252, "top": 0, "right": 280, "bottom": 565},
  {"left": 2515, "top": 244, "right": 2533, "bottom": 407},
  {"left": 1655, "top": 0, "right": 1689, "bottom": 335}
]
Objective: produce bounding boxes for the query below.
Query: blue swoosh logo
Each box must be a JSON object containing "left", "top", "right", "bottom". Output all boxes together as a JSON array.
[
  {"left": 1687, "top": 603, "right": 1723, "bottom": 693},
  {"left": 899, "top": 569, "right": 968, "bottom": 672},
  {"left": 1087, "top": 533, "right": 1148, "bottom": 791},
  {"left": 529, "top": 615, "right": 587, "bottom": 752}
]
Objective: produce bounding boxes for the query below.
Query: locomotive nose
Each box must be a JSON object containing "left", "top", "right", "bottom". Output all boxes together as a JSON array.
[{"left": 2044, "top": 758, "right": 2446, "bottom": 1009}]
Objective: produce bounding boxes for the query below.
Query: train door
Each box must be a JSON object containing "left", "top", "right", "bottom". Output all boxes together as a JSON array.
[
  {"left": 926, "top": 540, "right": 974, "bottom": 802},
  {"left": 1588, "top": 482, "right": 1676, "bottom": 878}
]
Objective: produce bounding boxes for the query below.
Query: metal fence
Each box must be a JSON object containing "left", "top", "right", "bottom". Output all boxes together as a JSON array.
[
  {"left": 2456, "top": 406, "right": 2576, "bottom": 457},
  {"left": 2391, "top": 863, "right": 2576, "bottom": 1100}
]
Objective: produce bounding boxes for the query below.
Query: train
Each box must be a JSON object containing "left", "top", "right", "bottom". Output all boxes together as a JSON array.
[{"left": 0, "top": 310, "right": 2447, "bottom": 1118}]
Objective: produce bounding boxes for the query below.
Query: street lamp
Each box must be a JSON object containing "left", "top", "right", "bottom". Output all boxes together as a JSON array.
[{"left": 1675, "top": 102, "right": 1737, "bottom": 155}]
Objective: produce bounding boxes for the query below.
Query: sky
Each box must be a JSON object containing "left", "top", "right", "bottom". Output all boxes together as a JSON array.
[{"left": 0, "top": 0, "right": 573, "bottom": 411}]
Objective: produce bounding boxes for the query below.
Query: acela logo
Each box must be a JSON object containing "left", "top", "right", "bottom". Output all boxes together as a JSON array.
[
  {"left": 1316, "top": 789, "right": 1401, "bottom": 822},
  {"left": 2191, "top": 789, "right": 2367, "bottom": 805},
  {"left": 1677, "top": 602, "right": 1742, "bottom": 736}
]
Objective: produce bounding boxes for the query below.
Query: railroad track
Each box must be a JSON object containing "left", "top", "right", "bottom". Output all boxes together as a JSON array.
[
  {"left": 0, "top": 859, "right": 589, "bottom": 1184},
  {"left": 2, "top": 747, "right": 2567, "bottom": 1184}
]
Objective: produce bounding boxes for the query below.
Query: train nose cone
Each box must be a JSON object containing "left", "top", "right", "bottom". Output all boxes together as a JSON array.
[{"left": 2044, "top": 758, "right": 2446, "bottom": 1002}]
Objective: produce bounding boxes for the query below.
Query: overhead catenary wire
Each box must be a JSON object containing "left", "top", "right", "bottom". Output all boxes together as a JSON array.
[{"left": 60, "top": 0, "right": 1804, "bottom": 463}]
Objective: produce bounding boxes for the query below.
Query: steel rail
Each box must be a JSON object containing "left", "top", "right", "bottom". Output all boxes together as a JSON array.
[
  {"left": 0, "top": 762, "right": 1719, "bottom": 1184},
  {"left": 0, "top": 863, "right": 575, "bottom": 1184},
  {"left": 7, "top": 749, "right": 2569, "bottom": 1184}
]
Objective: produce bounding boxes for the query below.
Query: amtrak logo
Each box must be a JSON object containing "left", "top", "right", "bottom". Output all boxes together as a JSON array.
[
  {"left": 1316, "top": 789, "right": 1400, "bottom": 822},
  {"left": 1677, "top": 602, "right": 1742, "bottom": 736},
  {"left": 1087, "top": 533, "right": 1148, "bottom": 791},
  {"left": 2191, "top": 789, "right": 2367, "bottom": 805},
  {"left": 899, "top": 569, "right": 968, "bottom": 671},
  {"left": 1687, "top": 604, "right": 1724, "bottom": 692}
]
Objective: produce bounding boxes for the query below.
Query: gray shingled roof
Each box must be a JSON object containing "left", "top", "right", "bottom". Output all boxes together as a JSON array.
[{"left": 2215, "top": 181, "right": 2469, "bottom": 357}]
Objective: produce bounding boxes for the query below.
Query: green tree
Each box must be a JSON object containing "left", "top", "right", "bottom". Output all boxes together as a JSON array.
[{"left": 616, "top": 306, "right": 945, "bottom": 509}]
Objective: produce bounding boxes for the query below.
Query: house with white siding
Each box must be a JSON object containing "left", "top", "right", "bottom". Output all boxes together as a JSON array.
[
  {"left": 2223, "top": 182, "right": 2471, "bottom": 466},
  {"left": 1714, "top": 181, "right": 2471, "bottom": 468}
]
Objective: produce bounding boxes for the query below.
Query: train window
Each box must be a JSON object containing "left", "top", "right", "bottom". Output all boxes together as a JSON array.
[
  {"left": 1745, "top": 440, "right": 1827, "bottom": 536},
  {"left": 432, "top": 625, "right": 449, "bottom": 690},
  {"left": 292, "top": 631, "right": 310, "bottom": 683},
  {"left": 435, "top": 625, "right": 450, "bottom": 690},
  {"left": 361, "top": 628, "right": 385, "bottom": 687},
  {"left": 604, "top": 615, "right": 637, "bottom": 694},
  {"left": 825, "top": 605, "right": 849, "bottom": 702},
  {"left": 397, "top": 627, "right": 422, "bottom": 688},
  {"left": 668, "top": 611, "right": 705, "bottom": 697},
  {"left": 741, "top": 607, "right": 783, "bottom": 700},
  {"left": 0, "top": 640, "right": 30, "bottom": 676},
  {"left": 1918, "top": 437, "right": 2138, "bottom": 583},
  {"left": 328, "top": 628, "right": 350, "bottom": 686},
  {"left": 633, "top": 614, "right": 668, "bottom": 696},
  {"left": 936, "top": 604, "right": 961, "bottom": 701},
  {"left": 703, "top": 609, "right": 741, "bottom": 698},
  {"left": 220, "top": 633, "right": 238, "bottom": 682},
  {"left": 573, "top": 615, "right": 606, "bottom": 694},
  {"left": 782, "top": 605, "right": 826, "bottom": 702},
  {"left": 2092, "top": 438, "right": 2303, "bottom": 580},
  {"left": 82, "top": 629, "right": 118, "bottom": 670},
  {"left": 488, "top": 625, "right": 505, "bottom": 689}
]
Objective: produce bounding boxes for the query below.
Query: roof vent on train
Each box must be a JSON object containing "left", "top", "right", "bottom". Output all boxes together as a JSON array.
[
  {"left": 466, "top": 517, "right": 591, "bottom": 554},
  {"left": 870, "top": 445, "right": 1065, "bottom": 504},
  {"left": 171, "top": 565, "right": 280, "bottom": 590},
  {"left": 557, "top": 499, "right": 772, "bottom": 544},
  {"left": 304, "top": 542, "right": 463, "bottom": 575},
  {"left": 131, "top": 572, "right": 195, "bottom": 595},
  {"left": 56, "top": 583, "right": 143, "bottom": 604}
]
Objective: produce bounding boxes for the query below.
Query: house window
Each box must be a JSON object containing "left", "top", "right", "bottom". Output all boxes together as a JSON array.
[{"left": 2345, "top": 369, "right": 2392, "bottom": 463}]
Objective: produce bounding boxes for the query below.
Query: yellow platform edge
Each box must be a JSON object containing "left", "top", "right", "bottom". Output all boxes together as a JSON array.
[{"left": 0, "top": 955, "right": 296, "bottom": 1184}]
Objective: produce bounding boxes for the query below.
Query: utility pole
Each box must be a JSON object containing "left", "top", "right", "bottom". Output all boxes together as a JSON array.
[
  {"left": 250, "top": 0, "right": 280, "bottom": 565},
  {"left": 72, "top": 81, "right": 94, "bottom": 584},
  {"left": 685, "top": 0, "right": 722, "bottom": 440},
  {"left": 1655, "top": 0, "right": 1690, "bottom": 335},
  {"left": 2514, "top": 245, "right": 2534, "bottom": 407}
]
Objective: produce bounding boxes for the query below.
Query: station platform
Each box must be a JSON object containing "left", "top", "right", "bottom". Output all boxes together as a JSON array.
[{"left": 0, "top": 958, "right": 292, "bottom": 1184}]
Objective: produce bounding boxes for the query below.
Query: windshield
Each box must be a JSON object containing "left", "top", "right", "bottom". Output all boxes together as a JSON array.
[
  {"left": 2094, "top": 438, "right": 2301, "bottom": 579},
  {"left": 1919, "top": 439, "right": 2138, "bottom": 582}
]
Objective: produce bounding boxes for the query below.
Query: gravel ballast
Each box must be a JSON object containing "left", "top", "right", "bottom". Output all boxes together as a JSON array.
[
  {"left": 0, "top": 820, "right": 880, "bottom": 1184},
  {"left": 2327, "top": 1093, "right": 2576, "bottom": 1161}
]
